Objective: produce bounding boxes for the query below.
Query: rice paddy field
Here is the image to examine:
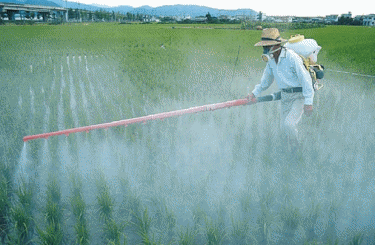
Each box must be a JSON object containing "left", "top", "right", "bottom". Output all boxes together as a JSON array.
[{"left": 0, "top": 23, "right": 375, "bottom": 245}]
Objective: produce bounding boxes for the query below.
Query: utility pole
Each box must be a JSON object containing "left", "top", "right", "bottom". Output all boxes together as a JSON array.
[{"left": 65, "top": 0, "right": 68, "bottom": 22}]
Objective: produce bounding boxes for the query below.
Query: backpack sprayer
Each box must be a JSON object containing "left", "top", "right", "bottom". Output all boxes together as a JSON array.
[
  {"left": 22, "top": 35, "right": 324, "bottom": 142},
  {"left": 284, "top": 34, "right": 324, "bottom": 91}
]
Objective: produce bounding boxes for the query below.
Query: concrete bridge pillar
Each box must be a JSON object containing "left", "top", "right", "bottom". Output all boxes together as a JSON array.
[
  {"left": 6, "top": 10, "right": 17, "bottom": 20},
  {"left": 58, "top": 10, "right": 67, "bottom": 22}
]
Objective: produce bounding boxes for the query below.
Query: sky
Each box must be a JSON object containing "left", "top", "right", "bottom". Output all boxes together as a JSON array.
[{"left": 80, "top": 0, "right": 375, "bottom": 17}]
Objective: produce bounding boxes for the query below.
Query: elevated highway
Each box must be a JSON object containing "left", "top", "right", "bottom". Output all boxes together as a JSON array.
[{"left": 0, "top": 2, "right": 67, "bottom": 21}]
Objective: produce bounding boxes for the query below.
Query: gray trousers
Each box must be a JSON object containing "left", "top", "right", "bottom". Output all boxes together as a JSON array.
[{"left": 280, "top": 91, "right": 305, "bottom": 149}]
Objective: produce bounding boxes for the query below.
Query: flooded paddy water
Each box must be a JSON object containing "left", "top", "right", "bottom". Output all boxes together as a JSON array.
[{"left": 1, "top": 24, "right": 375, "bottom": 245}]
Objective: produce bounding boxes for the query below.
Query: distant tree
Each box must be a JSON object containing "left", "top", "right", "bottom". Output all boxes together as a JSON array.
[
  {"left": 75, "top": 8, "right": 80, "bottom": 20},
  {"left": 7, "top": 10, "right": 17, "bottom": 21},
  {"left": 136, "top": 13, "right": 143, "bottom": 21},
  {"left": 160, "top": 16, "right": 175, "bottom": 23},
  {"left": 80, "top": 10, "right": 86, "bottom": 21},
  {"left": 40, "top": 12, "right": 49, "bottom": 21},
  {"left": 68, "top": 8, "right": 75, "bottom": 20},
  {"left": 353, "top": 18, "right": 363, "bottom": 26},
  {"left": 25, "top": 11, "right": 31, "bottom": 20},
  {"left": 111, "top": 11, "right": 115, "bottom": 21},
  {"left": 126, "top": 12, "right": 133, "bottom": 20},
  {"left": 258, "top": 11, "right": 263, "bottom": 21},
  {"left": 94, "top": 10, "right": 99, "bottom": 21},
  {"left": 206, "top": 12, "right": 212, "bottom": 22},
  {"left": 338, "top": 16, "right": 353, "bottom": 25}
]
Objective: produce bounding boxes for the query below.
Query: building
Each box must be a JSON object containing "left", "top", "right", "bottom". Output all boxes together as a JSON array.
[
  {"left": 235, "top": 15, "right": 247, "bottom": 20},
  {"left": 311, "top": 17, "right": 324, "bottom": 23},
  {"left": 193, "top": 16, "right": 207, "bottom": 22},
  {"left": 363, "top": 14, "right": 375, "bottom": 26},
  {"left": 341, "top": 12, "right": 352, "bottom": 18},
  {"left": 324, "top": 15, "right": 339, "bottom": 23},
  {"left": 0, "top": 2, "right": 66, "bottom": 21},
  {"left": 265, "top": 15, "right": 293, "bottom": 23},
  {"left": 292, "top": 16, "right": 315, "bottom": 23},
  {"left": 142, "top": 15, "right": 160, "bottom": 23}
]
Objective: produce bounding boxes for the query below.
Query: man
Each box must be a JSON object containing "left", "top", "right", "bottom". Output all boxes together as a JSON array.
[{"left": 247, "top": 28, "right": 314, "bottom": 151}]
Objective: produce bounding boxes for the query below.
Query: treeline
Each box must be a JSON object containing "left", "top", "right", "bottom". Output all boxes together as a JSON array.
[
  {"left": 337, "top": 16, "right": 363, "bottom": 26},
  {"left": 67, "top": 8, "right": 152, "bottom": 22},
  {"left": 67, "top": 8, "right": 155, "bottom": 22},
  {"left": 175, "top": 19, "right": 242, "bottom": 24},
  {"left": 67, "top": 8, "right": 126, "bottom": 22},
  {"left": 241, "top": 21, "right": 325, "bottom": 31}
]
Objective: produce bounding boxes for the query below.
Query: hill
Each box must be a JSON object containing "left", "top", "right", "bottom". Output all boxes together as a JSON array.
[
  {"left": 1, "top": 0, "right": 257, "bottom": 18},
  {"left": 111, "top": 4, "right": 257, "bottom": 18}
]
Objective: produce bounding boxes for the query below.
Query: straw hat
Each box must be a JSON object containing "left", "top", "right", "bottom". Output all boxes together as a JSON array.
[{"left": 254, "top": 28, "right": 287, "bottom": 47}]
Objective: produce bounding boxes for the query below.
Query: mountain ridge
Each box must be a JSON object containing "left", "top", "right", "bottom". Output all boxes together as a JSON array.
[{"left": 1, "top": 0, "right": 257, "bottom": 17}]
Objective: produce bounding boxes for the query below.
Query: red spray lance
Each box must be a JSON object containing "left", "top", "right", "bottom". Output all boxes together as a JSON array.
[{"left": 22, "top": 93, "right": 281, "bottom": 142}]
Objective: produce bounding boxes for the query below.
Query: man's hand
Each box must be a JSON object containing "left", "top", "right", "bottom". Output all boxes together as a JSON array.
[
  {"left": 304, "top": 105, "right": 313, "bottom": 116},
  {"left": 246, "top": 93, "right": 257, "bottom": 104}
]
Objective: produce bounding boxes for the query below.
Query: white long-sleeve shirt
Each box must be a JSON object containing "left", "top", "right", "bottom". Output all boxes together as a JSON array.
[{"left": 252, "top": 48, "right": 314, "bottom": 105}]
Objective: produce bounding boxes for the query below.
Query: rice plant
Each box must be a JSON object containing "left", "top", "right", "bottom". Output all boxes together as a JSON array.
[
  {"left": 46, "top": 177, "right": 61, "bottom": 206},
  {"left": 256, "top": 189, "right": 282, "bottom": 244},
  {"left": 131, "top": 207, "right": 154, "bottom": 244},
  {"left": 303, "top": 239, "right": 324, "bottom": 245},
  {"left": 0, "top": 176, "right": 10, "bottom": 243},
  {"left": 177, "top": 226, "right": 197, "bottom": 245},
  {"left": 103, "top": 218, "right": 127, "bottom": 245},
  {"left": 10, "top": 204, "right": 32, "bottom": 245},
  {"left": 38, "top": 173, "right": 64, "bottom": 245},
  {"left": 204, "top": 216, "right": 227, "bottom": 245},
  {"left": 239, "top": 189, "right": 253, "bottom": 215},
  {"left": 163, "top": 206, "right": 177, "bottom": 236},
  {"left": 74, "top": 220, "right": 90, "bottom": 245},
  {"left": 70, "top": 173, "right": 90, "bottom": 245},
  {"left": 71, "top": 192, "right": 86, "bottom": 222},
  {"left": 96, "top": 175, "right": 113, "bottom": 222},
  {"left": 303, "top": 200, "right": 322, "bottom": 242},
  {"left": 280, "top": 202, "right": 301, "bottom": 243},
  {"left": 348, "top": 233, "right": 364, "bottom": 245},
  {"left": 15, "top": 181, "right": 33, "bottom": 209},
  {"left": 280, "top": 203, "right": 301, "bottom": 230},
  {"left": 10, "top": 180, "right": 34, "bottom": 244},
  {"left": 230, "top": 214, "right": 257, "bottom": 244},
  {"left": 150, "top": 196, "right": 177, "bottom": 240},
  {"left": 37, "top": 221, "right": 64, "bottom": 245},
  {"left": 95, "top": 173, "right": 128, "bottom": 244},
  {"left": 323, "top": 199, "right": 342, "bottom": 244},
  {"left": 45, "top": 200, "right": 62, "bottom": 226},
  {"left": 192, "top": 204, "right": 207, "bottom": 228}
]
